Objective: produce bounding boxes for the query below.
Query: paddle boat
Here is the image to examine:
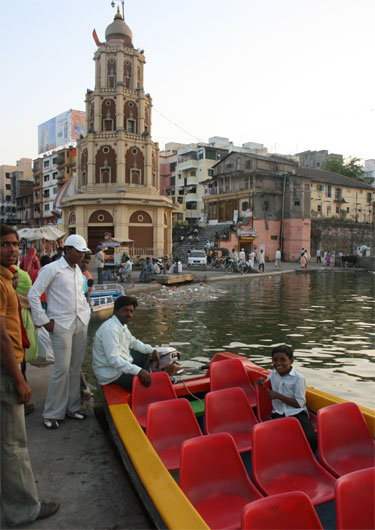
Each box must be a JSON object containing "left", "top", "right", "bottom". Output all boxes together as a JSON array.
[
  {"left": 99, "top": 351, "right": 375, "bottom": 530},
  {"left": 89, "top": 283, "right": 125, "bottom": 320}
]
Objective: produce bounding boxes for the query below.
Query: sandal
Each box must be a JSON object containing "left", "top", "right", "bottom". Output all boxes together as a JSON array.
[
  {"left": 66, "top": 411, "right": 87, "bottom": 420},
  {"left": 44, "top": 419, "right": 59, "bottom": 429}
]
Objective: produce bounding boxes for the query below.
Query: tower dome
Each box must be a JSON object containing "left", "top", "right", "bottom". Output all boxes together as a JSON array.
[{"left": 105, "top": 8, "right": 133, "bottom": 47}]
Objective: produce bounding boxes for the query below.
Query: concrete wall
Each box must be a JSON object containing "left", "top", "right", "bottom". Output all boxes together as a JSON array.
[{"left": 311, "top": 220, "right": 375, "bottom": 255}]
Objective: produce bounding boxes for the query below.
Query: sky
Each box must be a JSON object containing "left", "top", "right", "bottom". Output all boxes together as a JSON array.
[{"left": 1, "top": 0, "right": 374, "bottom": 165}]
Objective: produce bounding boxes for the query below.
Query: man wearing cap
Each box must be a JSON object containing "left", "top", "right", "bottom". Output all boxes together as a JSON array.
[{"left": 28, "top": 235, "right": 91, "bottom": 429}]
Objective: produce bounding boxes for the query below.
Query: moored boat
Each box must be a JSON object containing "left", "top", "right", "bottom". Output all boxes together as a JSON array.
[
  {"left": 89, "top": 283, "right": 125, "bottom": 320},
  {"left": 99, "top": 351, "right": 375, "bottom": 530}
]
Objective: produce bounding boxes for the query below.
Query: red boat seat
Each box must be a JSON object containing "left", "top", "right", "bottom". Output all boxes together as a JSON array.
[
  {"left": 180, "top": 433, "right": 262, "bottom": 530},
  {"left": 255, "top": 379, "right": 272, "bottom": 422},
  {"left": 317, "top": 401, "right": 375, "bottom": 477},
  {"left": 252, "top": 417, "right": 336, "bottom": 505},
  {"left": 205, "top": 388, "right": 258, "bottom": 452},
  {"left": 241, "top": 491, "right": 323, "bottom": 529},
  {"left": 146, "top": 398, "right": 202, "bottom": 470},
  {"left": 335, "top": 467, "right": 375, "bottom": 530},
  {"left": 210, "top": 358, "right": 257, "bottom": 408},
  {"left": 132, "top": 371, "right": 177, "bottom": 428}
]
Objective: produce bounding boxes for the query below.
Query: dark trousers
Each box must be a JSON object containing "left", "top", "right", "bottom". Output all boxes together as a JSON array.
[
  {"left": 112, "top": 351, "right": 151, "bottom": 390},
  {"left": 271, "top": 411, "right": 317, "bottom": 453},
  {"left": 259, "top": 263, "right": 265, "bottom": 272},
  {"left": 97, "top": 268, "right": 103, "bottom": 284}
]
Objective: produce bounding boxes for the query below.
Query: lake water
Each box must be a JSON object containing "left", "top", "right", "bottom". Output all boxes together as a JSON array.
[{"left": 86, "top": 270, "right": 375, "bottom": 409}]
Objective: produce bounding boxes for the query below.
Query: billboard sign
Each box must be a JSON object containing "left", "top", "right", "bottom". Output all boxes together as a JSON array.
[
  {"left": 37, "top": 110, "right": 86, "bottom": 154},
  {"left": 237, "top": 227, "right": 257, "bottom": 238}
]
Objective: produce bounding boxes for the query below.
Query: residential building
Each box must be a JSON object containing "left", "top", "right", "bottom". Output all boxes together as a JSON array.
[
  {"left": 160, "top": 143, "right": 185, "bottom": 225},
  {"left": 203, "top": 152, "right": 311, "bottom": 261},
  {"left": 296, "top": 150, "right": 343, "bottom": 169},
  {"left": 40, "top": 152, "right": 60, "bottom": 224},
  {"left": 0, "top": 158, "right": 33, "bottom": 224},
  {"left": 363, "top": 159, "right": 375, "bottom": 189},
  {"left": 32, "top": 157, "right": 43, "bottom": 225},
  {"left": 61, "top": 8, "right": 174, "bottom": 255},
  {"left": 299, "top": 167, "right": 374, "bottom": 223}
]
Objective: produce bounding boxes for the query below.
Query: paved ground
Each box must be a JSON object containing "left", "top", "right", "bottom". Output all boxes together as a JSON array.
[
  {"left": 1, "top": 259, "right": 349, "bottom": 529},
  {"left": 1, "top": 364, "right": 152, "bottom": 530}
]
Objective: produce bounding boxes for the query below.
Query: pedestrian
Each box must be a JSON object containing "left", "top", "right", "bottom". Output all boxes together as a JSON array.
[
  {"left": 258, "top": 249, "right": 265, "bottom": 272},
  {"left": 215, "top": 231, "right": 220, "bottom": 246},
  {"left": 28, "top": 234, "right": 91, "bottom": 429},
  {"left": 231, "top": 248, "right": 239, "bottom": 272},
  {"left": 118, "top": 256, "right": 132, "bottom": 282},
  {"left": 92, "top": 295, "right": 160, "bottom": 390},
  {"left": 95, "top": 245, "right": 105, "bottom": 284},
  {"left": 152, "top": 258, "right": 160, "bottom": 274},
  {"left": 80, "top": 252, "right": 94, "bottom": 297},
  {"left": 239, "top": 248, "right": 246, "bottom": 263},
  {"left": 1, "top": 224, "right": 59, "bottom": 526},
  {"left": 316, "top": 248, "right": 321, "bottom": 263},
  {"left": 19, "top": 247, "right": 41, "bottom": 283},
  {"left": 51, "top": 246, "right": 64, "bottom": 262},
  {"left": 301, "top": 252, "right": 307, "bottom": 268},
  {"left": 275, "top": 248, "right": 281, "bottom": 267},
  {"left": 325, "top": 252, "right": 331, "bottom": 267},
  {"left": 299, "top": 248, "right": 305, "bottom": 264}
]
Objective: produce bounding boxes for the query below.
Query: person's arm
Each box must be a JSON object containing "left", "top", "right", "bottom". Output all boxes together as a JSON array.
[
  {"left": 99, "top": 325, "right": 150, "bottom": 375},
  {"left": 267, "top": 388, "right": 300, "bottom": 408},
  {"left": 28, "top": 266, "right": 54, "bottom": 329},
  {"left": 0, "top": 317, "right": 32, "bottom": 403}
]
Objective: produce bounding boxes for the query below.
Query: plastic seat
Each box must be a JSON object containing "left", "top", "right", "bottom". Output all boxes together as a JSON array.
[
  {"left": 210, "top": 358, "right": 257, "bottom": 408},
  {"left": 180, "top": 433, "right": 262, "bottom": 530},
  {"left": 132, "top": 371, "right": 177, "bottom": 427},
  {"left": 252, "top": 417, "right": 336, "bottom": 505},
  {"left": 317, "top": 401, "right": 375, "bottom": 477},
  {"left": 241, "top": 491, "right": 323, "bottom": 529},
  {"left": 335, "top": 467, "right": 375, "bottom": 530},
  {"left": 146, "top": 398, "right": 202, "bottom": 470},
  {"left": 205, "top": 388, "right": 258, "bottom": 452},
  {"left": 255, "top": 379, "right": 272, "bottom": 422}
]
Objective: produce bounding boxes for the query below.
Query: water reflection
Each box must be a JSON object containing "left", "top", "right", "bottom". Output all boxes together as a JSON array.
[{"left": 87, "top": 271, "right": 375, "bottom": 409}]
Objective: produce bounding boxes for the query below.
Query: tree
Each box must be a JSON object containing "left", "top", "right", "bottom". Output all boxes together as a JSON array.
[{"left": 322, "top": 157, "right": 365, "bottom": 182}]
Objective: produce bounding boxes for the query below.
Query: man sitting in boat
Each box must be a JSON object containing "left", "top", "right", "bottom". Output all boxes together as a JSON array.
[
  {"left": 256, "top": 344, "right": 317, "bottom": 452},
  {"left": 92, "top": 295, "right": 160, "bottom": 389}
]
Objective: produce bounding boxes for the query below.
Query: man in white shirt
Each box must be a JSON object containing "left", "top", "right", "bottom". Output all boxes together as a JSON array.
[
  {"left": 118, "top": 257, "right": 132, "bottom": 282},
  {"left": 169, "top": 258, "right": 182, "bottom": 274},
  {"left": 93, "top": 296, "right": 159, "bottom": 389},
  {"left": 275, "top": 248, "right": 281, "bottom": 267},
  {"left": 28, "top": 234, "right": 91, "bottom": 429},
  {"left": 95, "top": 246, "right": 105, "bottom": 284},
  {"left": 239, "top": 248, "right": 246, "bottom": 263},
  {"left": 258, "top": 249, "right": 265, "bottom": 272}
]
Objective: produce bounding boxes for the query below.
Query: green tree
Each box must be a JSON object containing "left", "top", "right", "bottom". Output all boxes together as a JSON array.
[{"left": 322, "top": 157, "right": 365, "bottom": 181}]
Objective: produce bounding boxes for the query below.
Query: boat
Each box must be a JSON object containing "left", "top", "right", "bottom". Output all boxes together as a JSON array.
[
  {"left": 153, "top": 273, "right": 195, "bottom": 285},
  {"left": 99, "top": 351, "right": 375, "bottom": 530},
  {"left": 89, "top": 283, "right": 125, "bottom": 320}
]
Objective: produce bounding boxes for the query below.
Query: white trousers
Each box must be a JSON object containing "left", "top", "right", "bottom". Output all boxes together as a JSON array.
[{"left": 43, "top": 318, "right": 88, "bottom": 420}]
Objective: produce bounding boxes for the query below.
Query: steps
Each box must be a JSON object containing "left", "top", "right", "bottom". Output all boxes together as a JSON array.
[{"left": 173, "top": 224, "right": 232, "bottom": 262}]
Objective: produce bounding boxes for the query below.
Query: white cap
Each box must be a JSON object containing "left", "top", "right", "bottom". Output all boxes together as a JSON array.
[{"left": 64, "top": 234, "right": 90, "bottom": 253}]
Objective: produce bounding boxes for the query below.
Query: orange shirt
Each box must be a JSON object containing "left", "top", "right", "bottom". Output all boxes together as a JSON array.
[{"left": 0, "top": 265, "right": 24, "bottom": 363}]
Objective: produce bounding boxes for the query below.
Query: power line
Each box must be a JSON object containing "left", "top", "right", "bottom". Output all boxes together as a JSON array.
[{"left": 153, "top": 107, "right": 201, "bottom": 142}]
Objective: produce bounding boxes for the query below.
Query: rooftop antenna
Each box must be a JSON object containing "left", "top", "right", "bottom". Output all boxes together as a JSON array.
[{"left": 111, "top": 0, "right": 125, "bottom": 19}]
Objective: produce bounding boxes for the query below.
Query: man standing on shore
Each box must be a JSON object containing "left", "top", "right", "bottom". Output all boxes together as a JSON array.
[
  {"left": 0, "top": 224, "right": 59, "bottom": 526},
  {"left": 96, "top": 245, "right": 105, "bottom": 284},
  {"left": 275, "top": 248, "right": 282, "bottom": 267},
  {"left": 28, "top": 234, "right": 91, "bottom": 430}
]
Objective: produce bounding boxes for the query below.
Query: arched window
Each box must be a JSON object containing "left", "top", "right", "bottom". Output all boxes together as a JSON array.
[
  {"left": 107, "top": 57, "right": 116, "bottom": 88},
  {"left": 95, "top": 146, "right": 117, "bottom": 184}
]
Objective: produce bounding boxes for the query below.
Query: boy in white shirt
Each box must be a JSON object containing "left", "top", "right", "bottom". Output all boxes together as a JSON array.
[{"left": 256, "top": 344, "right": 317, "bottom": 452}]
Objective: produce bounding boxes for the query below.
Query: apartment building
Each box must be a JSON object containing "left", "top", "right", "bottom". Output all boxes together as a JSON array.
[{"left": 296, "top": 150, "right": 343, "bottom": 169}]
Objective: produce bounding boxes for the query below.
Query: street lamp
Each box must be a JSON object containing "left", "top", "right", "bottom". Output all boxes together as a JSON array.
[{"left": 111, "top": 0, "right": 124, "bottom": 18}]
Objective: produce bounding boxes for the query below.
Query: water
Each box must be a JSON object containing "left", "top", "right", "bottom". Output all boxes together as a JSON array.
[{"left": 86, "top": 270, "right": 375, "bottom": 409}]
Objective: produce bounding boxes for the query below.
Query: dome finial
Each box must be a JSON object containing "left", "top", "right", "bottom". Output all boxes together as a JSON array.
[{"left": 114, "top": 5, "right": 123, "bottom": 20}]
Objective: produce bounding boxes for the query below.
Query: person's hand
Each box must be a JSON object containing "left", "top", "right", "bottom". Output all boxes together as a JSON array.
[
  {"left": 138, "top": 369, "right": 151, "bottom": 387},
  {"left": 43, "top": 319, "right": 55, "bottom": 333},
  {"left": 255, "top": 377, "right": 265, "bottom": 387},
  {"left": 152, "top": 349, "right": 160, "bottom": 369},
  {"left": 16, "top": 379, "right": 32, "bottom": 404},
  {"left": 267, "top": 389, "right": 278, "bottom": 400}
]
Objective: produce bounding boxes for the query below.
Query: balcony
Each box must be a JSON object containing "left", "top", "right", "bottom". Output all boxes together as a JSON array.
[{"left": 178, "top": 159, "right": 199, "bottom": 172}]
